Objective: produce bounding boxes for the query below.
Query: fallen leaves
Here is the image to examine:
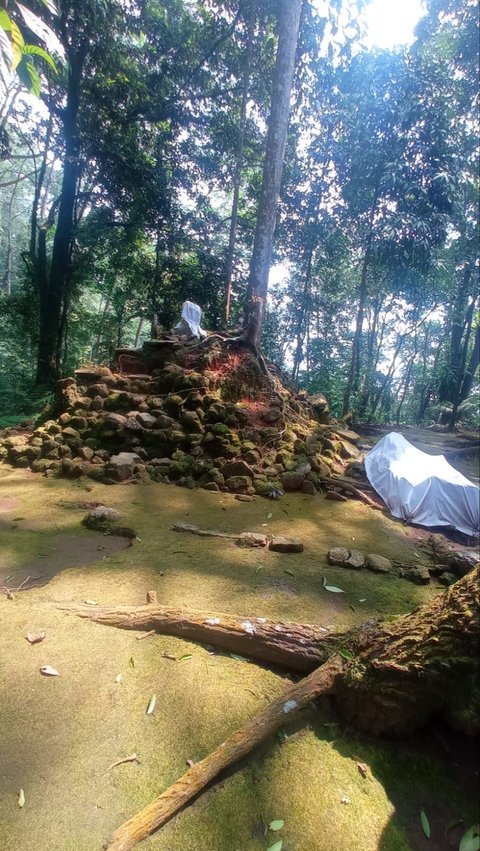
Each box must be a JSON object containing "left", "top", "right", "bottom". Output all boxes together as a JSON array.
[
  {"left": 420, "top": 809, "right": 431, "bottom": 839},
  {"left": 146, "top": 693, "right": 157, "bottom": 715},
  {"left": 39, "top": 665, "right": 60, "bottom": 677},
  {"left": 459, "top": 824, "right": 480, "bottom": 851},
  {"left": 322, "top": 576, "right": 345, "bottom": 593}
]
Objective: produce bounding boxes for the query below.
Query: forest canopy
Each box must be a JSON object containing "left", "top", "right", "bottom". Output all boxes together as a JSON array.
[{"left": 0, "top": 0, "right": 478, "bottom": 428}]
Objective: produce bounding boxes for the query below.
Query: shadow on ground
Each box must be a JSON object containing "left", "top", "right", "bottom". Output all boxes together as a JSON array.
[{"left": 0, "top": 465, "right": 477, "bottom": 851}]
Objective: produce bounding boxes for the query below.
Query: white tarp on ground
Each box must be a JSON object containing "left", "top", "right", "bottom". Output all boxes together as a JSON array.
[
  {"left": 365, "top": 432, "right": 480, "bottom": 537},
  {"left": 174, "top": 301, "right": 206, "bottom": 338}
]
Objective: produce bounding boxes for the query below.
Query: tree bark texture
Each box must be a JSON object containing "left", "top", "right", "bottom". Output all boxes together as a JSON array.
[
  {"left": 224, "top": 0, "right": 255, "bottom": 324},
  {"left": 36, "top": 44, "right": 86, "bottom": 385},
  {"left": 104, "top": 655, "right": 345, "bottom": 851},
  {"left": 58, "top": 600, "right": 341, "bottom": 672},
  {"left": 243, "top": 0, "right": 302, "bottom": 346},
  {"left": 60, "top": 565, "right": 480, "bottom": 737}
]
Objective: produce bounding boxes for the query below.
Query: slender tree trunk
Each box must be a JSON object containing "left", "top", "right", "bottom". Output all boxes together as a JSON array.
[
  {"left": 1, "top": 175, "right": 21, "bottom": 294},
  {"left": 449, "top": 298, "right": 475, "bottom": 429},
  {"left": 243, "top": 0, "right": 302, "bottom": 347},
  {"left": 91, "top": 297, "right": 111, "bottom": 361},
  {"left": 395, "top": 339, "right": 418, "bottom": 425},
  {"left": 36, "top": 45, "right": 86, "bottom": 385},
  {"left": 342, "top": 182, "right": 382, "bottom": 417},
  {"left": 134, "top": 317, "right": 144, "bottom": 348},
  {"left": 440, "top": 263, "right": 472, "bottom": 404},
  {"left": 417, "top": 339, "right": 441, "bottom": 422},
  {"left": 370, "top": 332, "right": 404, "bottom": 420},
  {"left": 357, "top": 295, "right": 382, "bottom": 418},
  {"left": 224, "top": 0, "right": 255, "bottom": 324},
  {"left": 29, "top": 114, "right": 53, "bottom": 261},
  {"left": 459, "top": 321, "right": 480, "bottom": 404},
  {"left": 292, "top": 250, "right": 314, "bottom": 383}
]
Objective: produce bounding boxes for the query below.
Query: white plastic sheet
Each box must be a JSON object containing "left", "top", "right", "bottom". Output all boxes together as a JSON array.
[
  {"left": 365, "top": 432, "right": 480, "bottom": 537},
  {"left": 174, "top": 301, "right": 206, "bottom": 338}
]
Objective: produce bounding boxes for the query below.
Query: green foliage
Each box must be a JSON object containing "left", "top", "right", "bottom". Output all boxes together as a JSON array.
[{"left": 0, "top": 0, "right": 478, "bottom": 426}]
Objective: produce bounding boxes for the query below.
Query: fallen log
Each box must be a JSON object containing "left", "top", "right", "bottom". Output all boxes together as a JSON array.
[
  {"left": 58, "top": 566, "right": 480, "bottom": 736},
  {"left": 103, "top": 654, "right": 345, "bottom": 851}
]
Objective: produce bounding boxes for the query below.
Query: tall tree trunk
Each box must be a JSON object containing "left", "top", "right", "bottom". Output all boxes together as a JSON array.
[
  {"left": 29, "top": 114, "right": 53, "bottom": 261},
  {"left": 395, "top": 339, "right": 418, "bottom": 425},
  {"left": 357, "top": 295, "right": 383, "bottom": 418},
  {"left": 370, "top": 331, "right": 405, "bottom": 420},
  {"left": 243, "top": 0, "right": 302, "bottom": 347},
  {"left": 134, "top": 317, "right": 144, "bottom": 348},
  {"left": 35, "top": 45, "right": 86, "bottom": 385},
  {"left": 440, "top": 263, "right": 472, "bottom": 404},
  {"left": 448, "top": 297, "right": 475, "bottom": 429},
  {"left": 291, "top": 249, "right": 314, "bottom": 383},
  {"left": 417, "top": 338, "right": 441, "bottom": 422},
  {"left": 459, "top": 321, "right": 480, "bottom": 404},
  {"left": 224, "top": 0, "right": 255, "bottom": 324}
]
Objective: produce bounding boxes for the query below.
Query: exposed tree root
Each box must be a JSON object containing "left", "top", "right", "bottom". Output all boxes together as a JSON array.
[
  {"left": 56, "top": 569, "right": 479, "bottom": 849},
  {"left": 103, "top": 654, "right": 345, "bottom": 850},
  {"left": 57, "top": 566, "right": 480, "bottom": 735},
  {"left": 55, "top": 598, "right": 342, "bottom": 672}
]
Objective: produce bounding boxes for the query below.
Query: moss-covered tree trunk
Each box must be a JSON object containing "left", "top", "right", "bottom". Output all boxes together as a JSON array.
[{"left": 338, "top": 565, "right": 479, "bottom": 735}]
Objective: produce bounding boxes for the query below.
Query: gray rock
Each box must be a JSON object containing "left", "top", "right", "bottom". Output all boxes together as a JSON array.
[
  {"left": 105, "top": 413, "right": 127, "bottom": 429},
  {"left": 365, "top": 553, "right": 392, "bottom": 573},
  {"left": 125, "top": 417, "right": 143, "bottom": 430},
  {"left": 327, "top": 547, "right": 364, "bottom": 568},
  {"left": 236, "top": 532, "right": 268, "bottom": 548},
  {"left": 269, "top": 536, "right": 304, "bottom": 553},
  {"left": 438, "top": 572, "right": 457, "bottom": 586},
  {"left": 328, "top": 547, "right": 350, "bottom": 566},
  {"left": 347, "top": 549, "right": 365, "bottom": 569},
  {"left": 280, "top": 471, "right": 306, "bottom": 491},
  {"left": 110, "top": 452, "right": 142, "bottom": 466},
  {"left": 180, "top": 411, "right": 204, "bottom": 433},
  {"left": 262, "top": 407, "right": 282, "bottom": 423},
  {"left": 136, "top": 412, "right": 156, "bottom": 429},
  {"left": 446, "top": 551, "right": 479, "bottom": 578},
  {"left": 83, "top": 505, "right": 121, "bottom": 532},
  {"left": 400, "top": 565, "right": 431, "bottom": 585},
  {"left": 220, "top": 460, "right": 254, "bottom": 479},
  {"left": 79, "top": 446, "right": 94, "bottom": 461},
  {"left": 203, "top": 481, "right": 220, "bottom": 492},
  {"left": 225, "top": 475, "right": 252, "bottom": 494}
]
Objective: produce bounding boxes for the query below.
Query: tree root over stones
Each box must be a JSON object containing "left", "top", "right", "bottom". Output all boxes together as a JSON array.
[{"left": 56, "top": 568, "right": 480, "bottom": 850}]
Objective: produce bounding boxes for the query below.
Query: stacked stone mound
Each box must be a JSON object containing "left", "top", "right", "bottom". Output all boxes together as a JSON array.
[{"left": 0, "top": 347, "right": 361, "bottom": 496}]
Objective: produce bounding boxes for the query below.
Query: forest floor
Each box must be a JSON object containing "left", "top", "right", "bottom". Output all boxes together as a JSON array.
[{"left": 0, "top": 429, "right": 479, "bottom": 851}]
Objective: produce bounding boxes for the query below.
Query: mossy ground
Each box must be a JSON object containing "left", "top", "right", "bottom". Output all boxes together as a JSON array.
[{"left": 0, "top": 465, "right": 478, "bottom": 851}]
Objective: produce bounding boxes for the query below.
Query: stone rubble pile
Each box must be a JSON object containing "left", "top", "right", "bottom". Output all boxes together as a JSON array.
[{"left": 0, "top": 355, "right": 363, "bottom": 497}]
